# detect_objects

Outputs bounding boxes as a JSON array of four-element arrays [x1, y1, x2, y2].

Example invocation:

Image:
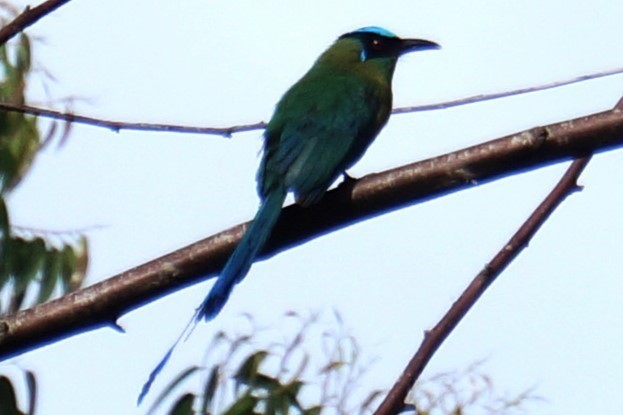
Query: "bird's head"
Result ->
[[339, 26, 440, 63], [314, 26, 439, 81]]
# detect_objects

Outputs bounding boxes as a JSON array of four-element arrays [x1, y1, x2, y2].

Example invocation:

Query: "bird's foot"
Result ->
[[342, 172, 358, 185]]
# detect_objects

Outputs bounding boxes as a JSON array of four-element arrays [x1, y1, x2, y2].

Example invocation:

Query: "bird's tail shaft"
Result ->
[[197, 187, 286, 320], [139, 187, 286, 404]]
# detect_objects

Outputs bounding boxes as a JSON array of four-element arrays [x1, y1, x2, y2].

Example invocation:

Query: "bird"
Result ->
[[139, 27, 439, 403], [198, 26, 440, 320]]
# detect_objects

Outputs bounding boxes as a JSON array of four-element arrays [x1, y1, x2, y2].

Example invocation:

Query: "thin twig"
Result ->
[[0, 107, 620, 360], [0, 0, 73, 46], [0, 102, 267, 137], [12, 223, 104, 238], [393, 67, 623, 114], [373, 156, 592, 415], [0, 68, 621, 137]]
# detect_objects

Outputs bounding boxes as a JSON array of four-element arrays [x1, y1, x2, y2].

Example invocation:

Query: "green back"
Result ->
[[258, 37, 397, 206]]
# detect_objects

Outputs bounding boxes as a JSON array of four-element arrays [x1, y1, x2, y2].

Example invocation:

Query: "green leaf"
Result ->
[[7, 238, 37, 312], [264, 380, 304, 415], [302, 406, 322, 415], [0, 44, 9, 67], [16, 34, 31, 73], [61, 237, 88, 292], [1, 114, 39, 192], [0, 197, 8, 233], [0, 233, 88, 314], [0, 199, 11, 291], [0, 232, 88, 314], [37, 248, 61, 304], [234, 351, 269, 389], [0, 30, 39, 192], [11, 237, 44, 296], [222, 393, 258, 415], [168, 393, 194, 415], [60, 244, 77, 292], [0, 375, 24, 415], [200, 365, 219, 415]]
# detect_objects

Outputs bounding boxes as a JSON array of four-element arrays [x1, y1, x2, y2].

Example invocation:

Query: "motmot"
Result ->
[[140, 27, 438, 401], [200, 26, 439, 320]]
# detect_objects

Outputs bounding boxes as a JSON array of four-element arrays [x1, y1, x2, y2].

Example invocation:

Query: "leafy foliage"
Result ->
[[147, 311, 378, 415], [0, 31, 38, 193], [407, 361, 542, 415], [147, 313, 540, 415], [0, 5, 89, 411], [0, 309, 542, 415], [0, 202, 88, 315], [0, 2, 88, 415], [0, 8, 88, 317]]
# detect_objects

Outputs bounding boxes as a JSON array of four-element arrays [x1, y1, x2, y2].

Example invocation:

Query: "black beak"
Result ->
[[399, 38, 441, 55]]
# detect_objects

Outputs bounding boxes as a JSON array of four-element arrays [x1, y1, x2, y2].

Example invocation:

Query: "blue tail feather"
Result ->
[[197, 187, 286, 321], [139, 187, 287, 404]]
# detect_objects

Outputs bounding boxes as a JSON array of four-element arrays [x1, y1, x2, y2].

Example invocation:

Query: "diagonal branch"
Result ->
[[0, 0, 74, 46], [373, 155, 592, 415], [0, 107, 622, 360], [0, 68, 621, 137]]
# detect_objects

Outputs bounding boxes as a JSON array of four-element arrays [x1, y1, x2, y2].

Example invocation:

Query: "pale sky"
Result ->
[[3, 0, 623, 414]]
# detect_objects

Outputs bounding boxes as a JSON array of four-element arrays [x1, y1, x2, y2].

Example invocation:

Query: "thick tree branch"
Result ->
[[0, 0, 74, 46], [0, 68, 621, 137], [0, 108, 622, 360], [374, 155, 592, 415]]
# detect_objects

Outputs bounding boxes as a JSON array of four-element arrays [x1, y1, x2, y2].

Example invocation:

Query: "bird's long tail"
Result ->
[[197, 185, 286, 321], [139, 186, 286, 405]]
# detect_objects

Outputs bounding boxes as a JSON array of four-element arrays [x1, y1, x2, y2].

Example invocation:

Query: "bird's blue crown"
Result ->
[[343, 26, 400, 62], [352, 26, 397, 39]]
